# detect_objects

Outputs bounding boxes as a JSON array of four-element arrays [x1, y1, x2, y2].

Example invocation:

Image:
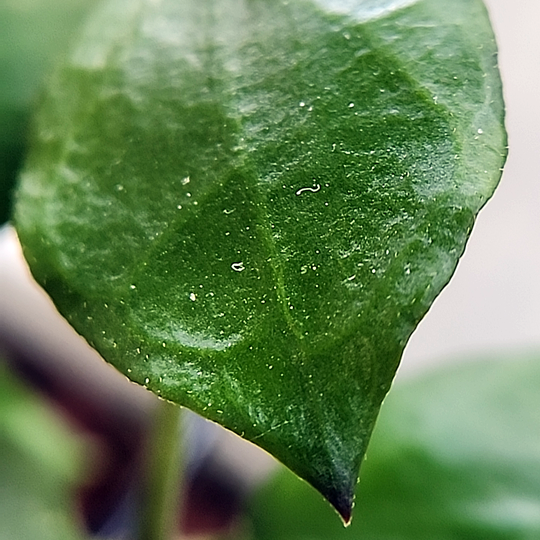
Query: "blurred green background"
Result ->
[[0, 0, 99, 223]]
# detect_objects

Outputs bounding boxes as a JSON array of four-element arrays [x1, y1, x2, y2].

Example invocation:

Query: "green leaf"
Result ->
[[0, 0, 98, 223], [247, 353, 540, 538], [0, 361, 88, 540], [14, 0, 506, 519]]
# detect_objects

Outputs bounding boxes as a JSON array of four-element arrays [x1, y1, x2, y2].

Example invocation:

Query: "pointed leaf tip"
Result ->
[[307, 471, 355, 524], [329, 491, 353, 526], [15, 0, 506, 520]]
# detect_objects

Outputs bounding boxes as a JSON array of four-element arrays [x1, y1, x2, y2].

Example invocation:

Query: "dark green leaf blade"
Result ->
[[0, 361, 88, 540], [247, 354, 540, 539], [14, 0, 506, 519]]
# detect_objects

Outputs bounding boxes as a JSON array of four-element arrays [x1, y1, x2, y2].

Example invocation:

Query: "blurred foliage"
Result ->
[[0, 360, 88, 539], [0, 0, 98, 223], [247, 354, 540, 539]]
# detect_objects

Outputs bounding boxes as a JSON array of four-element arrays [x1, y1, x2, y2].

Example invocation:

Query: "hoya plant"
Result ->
[[3, 0, 510, 537]]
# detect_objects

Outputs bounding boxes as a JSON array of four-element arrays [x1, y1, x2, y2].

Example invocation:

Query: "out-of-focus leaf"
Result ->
[[14, 0, 506, 518], [0, 0, 98, 223], [247, 354, 540, 538], [0, 361, 88, 540]]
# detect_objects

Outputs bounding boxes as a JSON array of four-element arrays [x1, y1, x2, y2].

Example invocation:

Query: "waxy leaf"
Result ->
[[14, 0, 506, 520], [248, 354, 540, 539]]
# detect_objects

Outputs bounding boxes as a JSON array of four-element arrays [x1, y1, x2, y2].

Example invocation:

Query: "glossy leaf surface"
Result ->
[[15, 0, 506, 518], [247, 354, 540, 538], [0, 361, 87, 540]]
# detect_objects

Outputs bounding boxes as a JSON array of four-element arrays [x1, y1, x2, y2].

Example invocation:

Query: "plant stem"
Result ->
[[139, 399, 183, 540]]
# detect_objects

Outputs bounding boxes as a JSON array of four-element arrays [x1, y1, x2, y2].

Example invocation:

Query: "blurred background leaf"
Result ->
[[0, 0, 98, 223], [246, 353, 540, 539], [0, 358, 89, 540]]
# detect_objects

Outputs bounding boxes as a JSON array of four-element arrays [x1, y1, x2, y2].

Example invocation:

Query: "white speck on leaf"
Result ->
[[296, 184, 321, 195], [231, 262, 245, 272]]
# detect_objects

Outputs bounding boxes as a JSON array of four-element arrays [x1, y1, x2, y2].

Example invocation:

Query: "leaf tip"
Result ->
[[322, 482, 355, 526]]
